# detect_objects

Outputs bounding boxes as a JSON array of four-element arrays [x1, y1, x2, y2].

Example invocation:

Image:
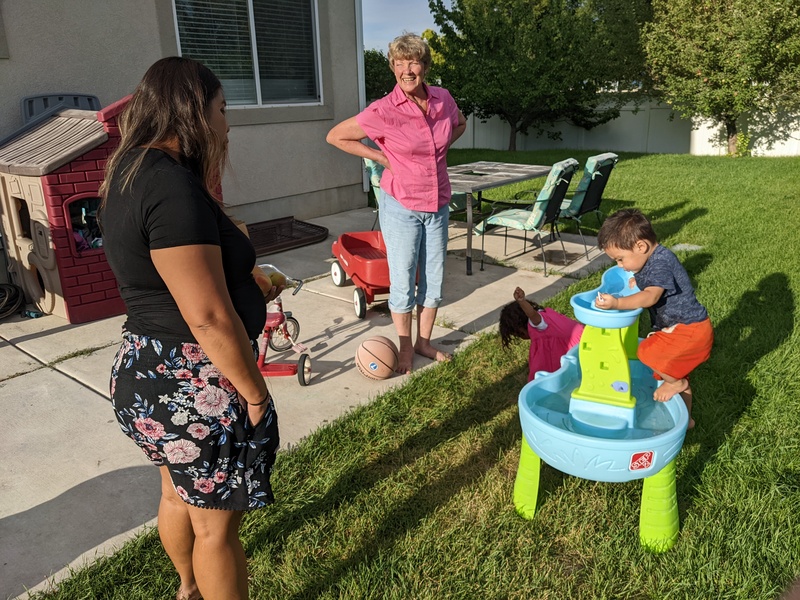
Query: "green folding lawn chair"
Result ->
[[475, 158, 579, 275], [559, 152, 619, 259], [363, 158, 385, 230]]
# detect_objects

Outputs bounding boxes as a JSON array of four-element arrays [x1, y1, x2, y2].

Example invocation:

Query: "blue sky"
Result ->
[[361, 0, 439, 52]]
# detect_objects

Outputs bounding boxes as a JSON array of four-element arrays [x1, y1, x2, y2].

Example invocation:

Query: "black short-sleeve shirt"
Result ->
[[99, 148, 265, 340]]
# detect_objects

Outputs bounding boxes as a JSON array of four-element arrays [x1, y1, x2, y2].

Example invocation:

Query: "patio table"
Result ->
[[448, 161, 551, 275]]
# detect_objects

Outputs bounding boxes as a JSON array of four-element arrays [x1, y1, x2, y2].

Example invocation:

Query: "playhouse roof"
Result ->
[[0, 109, 107, 177]]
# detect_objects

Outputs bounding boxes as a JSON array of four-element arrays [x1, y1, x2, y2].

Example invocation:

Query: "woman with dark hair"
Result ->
[[99, 56, 279, 600], [327, 33, 467, 374]]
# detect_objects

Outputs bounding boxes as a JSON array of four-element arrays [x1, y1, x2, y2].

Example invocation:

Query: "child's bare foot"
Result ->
[[414, 340, 452, 363], [653, 378, 689, 402], [396, 344, 414, 374]]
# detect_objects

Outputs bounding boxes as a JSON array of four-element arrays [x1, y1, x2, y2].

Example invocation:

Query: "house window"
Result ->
[[174, 0, 320, 107], [0, 6, 9, 59]]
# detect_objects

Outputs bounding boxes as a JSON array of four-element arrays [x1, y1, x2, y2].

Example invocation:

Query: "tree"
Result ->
[[427, 0, 651, 150], [421, 28, 446, 85], [364, 49, 396, 101], [643, 0, 800, 155]]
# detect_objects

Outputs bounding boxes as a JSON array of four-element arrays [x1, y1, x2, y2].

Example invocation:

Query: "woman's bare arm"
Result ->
[[151, 244, 269, 424], [450, 110, 467, 147], [326, 117, 389, 169]]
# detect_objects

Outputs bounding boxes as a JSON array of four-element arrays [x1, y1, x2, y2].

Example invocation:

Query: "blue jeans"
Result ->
[[379, 190, 449, 313]]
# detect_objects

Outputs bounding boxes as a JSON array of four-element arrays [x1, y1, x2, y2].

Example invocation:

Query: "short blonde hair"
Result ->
[[388, 33, 431, 71]]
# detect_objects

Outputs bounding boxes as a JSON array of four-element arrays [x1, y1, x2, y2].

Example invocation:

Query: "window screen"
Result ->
[[174, 0, 320, 105]]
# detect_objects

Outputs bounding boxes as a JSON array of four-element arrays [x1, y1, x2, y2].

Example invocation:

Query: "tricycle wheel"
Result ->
[[354, 288, 367, 319], [297, 353, 312, 386], [269, 316, 299, 352], [330, 260, 347, 287]]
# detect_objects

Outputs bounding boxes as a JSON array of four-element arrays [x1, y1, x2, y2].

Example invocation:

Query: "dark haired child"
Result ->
[[595, 208, 713, 428], [500, 287, 584, 381]]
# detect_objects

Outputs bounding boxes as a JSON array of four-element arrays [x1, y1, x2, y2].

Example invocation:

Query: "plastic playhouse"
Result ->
[[0, 97, 132, 323], [513, 266, 689, 553]]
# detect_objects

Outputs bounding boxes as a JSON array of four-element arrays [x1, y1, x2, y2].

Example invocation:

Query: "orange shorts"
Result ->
[[637, 318, 713, 381]]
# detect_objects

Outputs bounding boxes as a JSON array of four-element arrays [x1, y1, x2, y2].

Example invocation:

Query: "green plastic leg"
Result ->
[[513, 435, 541, 520], [639, 459, 679, 553], [622, 321, 640, 361]]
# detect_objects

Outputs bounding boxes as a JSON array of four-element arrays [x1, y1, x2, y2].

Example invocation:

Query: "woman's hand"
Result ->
[[375, 152, 390, 171], [263, 284, 285, 304]]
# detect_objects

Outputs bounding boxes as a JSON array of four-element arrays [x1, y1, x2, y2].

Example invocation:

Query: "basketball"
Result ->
[[355, 336, 399, 380]]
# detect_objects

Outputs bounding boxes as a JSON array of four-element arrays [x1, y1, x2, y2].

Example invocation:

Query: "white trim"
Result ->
[[246, 0, 263, 106], [313, 0, 324, 105], [355, 0, 366, 112], [229, 101, 322, 110], [171, 0, 181, 55], [355, 0, 368, 193]]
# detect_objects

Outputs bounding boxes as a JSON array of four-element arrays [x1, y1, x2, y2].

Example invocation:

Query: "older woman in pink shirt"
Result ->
[[327, 33, 467, 374]]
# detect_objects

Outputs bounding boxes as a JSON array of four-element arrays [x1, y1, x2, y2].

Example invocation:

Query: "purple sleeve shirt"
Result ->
[[356, 84, 461, 212]]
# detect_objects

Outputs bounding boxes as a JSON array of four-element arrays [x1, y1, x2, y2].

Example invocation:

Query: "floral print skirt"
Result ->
[[110, 331, 279, 511]]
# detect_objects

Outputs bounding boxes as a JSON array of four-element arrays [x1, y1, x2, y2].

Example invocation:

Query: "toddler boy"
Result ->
[[594, 209, 713, 428]]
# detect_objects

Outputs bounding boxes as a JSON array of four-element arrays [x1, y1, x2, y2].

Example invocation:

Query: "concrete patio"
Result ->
[[0, 207, 611, 599]]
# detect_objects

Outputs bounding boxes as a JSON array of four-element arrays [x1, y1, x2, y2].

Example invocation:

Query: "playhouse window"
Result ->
[[174, 0, 321, 106], [67, 197, 103, 253]]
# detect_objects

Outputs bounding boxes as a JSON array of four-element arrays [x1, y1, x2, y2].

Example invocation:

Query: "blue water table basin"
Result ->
[[514, 266, 689, 553]]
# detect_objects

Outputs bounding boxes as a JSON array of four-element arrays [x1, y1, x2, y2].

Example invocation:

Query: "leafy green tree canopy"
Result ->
[[644, 0, 800, 154], [364, 49, 397, 101], [428, 0, 651, 150]]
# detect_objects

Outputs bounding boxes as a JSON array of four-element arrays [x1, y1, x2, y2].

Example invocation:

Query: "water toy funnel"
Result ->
[[513, 266, 688, 553]]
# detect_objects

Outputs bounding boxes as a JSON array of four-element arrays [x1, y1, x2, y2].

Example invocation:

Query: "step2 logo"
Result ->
[[629, 451, 654, 471]]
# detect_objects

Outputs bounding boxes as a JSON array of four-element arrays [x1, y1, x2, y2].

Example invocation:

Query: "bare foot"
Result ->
[[653, 378, 688, 402], [396, 345, 414, 374], [414, 341, 452, 363], [177, 588, 202, 600]]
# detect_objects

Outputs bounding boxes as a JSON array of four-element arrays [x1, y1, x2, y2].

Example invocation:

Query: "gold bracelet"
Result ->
[[247, 391, 270, 406]]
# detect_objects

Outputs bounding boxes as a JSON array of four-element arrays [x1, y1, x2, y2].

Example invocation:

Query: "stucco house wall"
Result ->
[[0, 0, 367, 225]]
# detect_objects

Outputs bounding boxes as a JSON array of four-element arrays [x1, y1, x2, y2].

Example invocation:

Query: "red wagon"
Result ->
[[330, 230, 390, 319]]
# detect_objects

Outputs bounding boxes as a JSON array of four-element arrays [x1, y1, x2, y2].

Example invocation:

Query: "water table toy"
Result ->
[[513, 266, 689, 553]]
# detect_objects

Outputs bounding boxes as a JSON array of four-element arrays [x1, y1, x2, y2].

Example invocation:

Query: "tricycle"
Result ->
[[256, 264, 312, 386]]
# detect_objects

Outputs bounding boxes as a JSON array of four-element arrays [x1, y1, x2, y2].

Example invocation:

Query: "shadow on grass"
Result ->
[[560, 201, 707, 257], [244, 353, 525, 557], [655, 207, 708, 242], [677, 272, 795, 512], [280, 407, 522, 600]]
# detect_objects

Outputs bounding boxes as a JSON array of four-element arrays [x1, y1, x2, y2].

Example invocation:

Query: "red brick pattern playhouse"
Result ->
[[0, 97, 130, 323]]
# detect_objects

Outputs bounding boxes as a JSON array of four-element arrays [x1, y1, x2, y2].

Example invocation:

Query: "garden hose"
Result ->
[[0, 283, 25, 321]]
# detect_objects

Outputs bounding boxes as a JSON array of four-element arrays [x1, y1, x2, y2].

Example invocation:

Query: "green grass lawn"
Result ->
[[37, 150, 800, 599]]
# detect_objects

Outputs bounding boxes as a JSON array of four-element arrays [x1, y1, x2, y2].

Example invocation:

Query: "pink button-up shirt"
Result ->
[[356, 84, 461, 212]]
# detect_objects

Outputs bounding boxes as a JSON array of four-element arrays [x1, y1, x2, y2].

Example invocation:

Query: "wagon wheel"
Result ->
[[297, 353, 312, 386], [354, 288, 367, 319], [269, 316, 299, 352], [330, 260, 348, 287]]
